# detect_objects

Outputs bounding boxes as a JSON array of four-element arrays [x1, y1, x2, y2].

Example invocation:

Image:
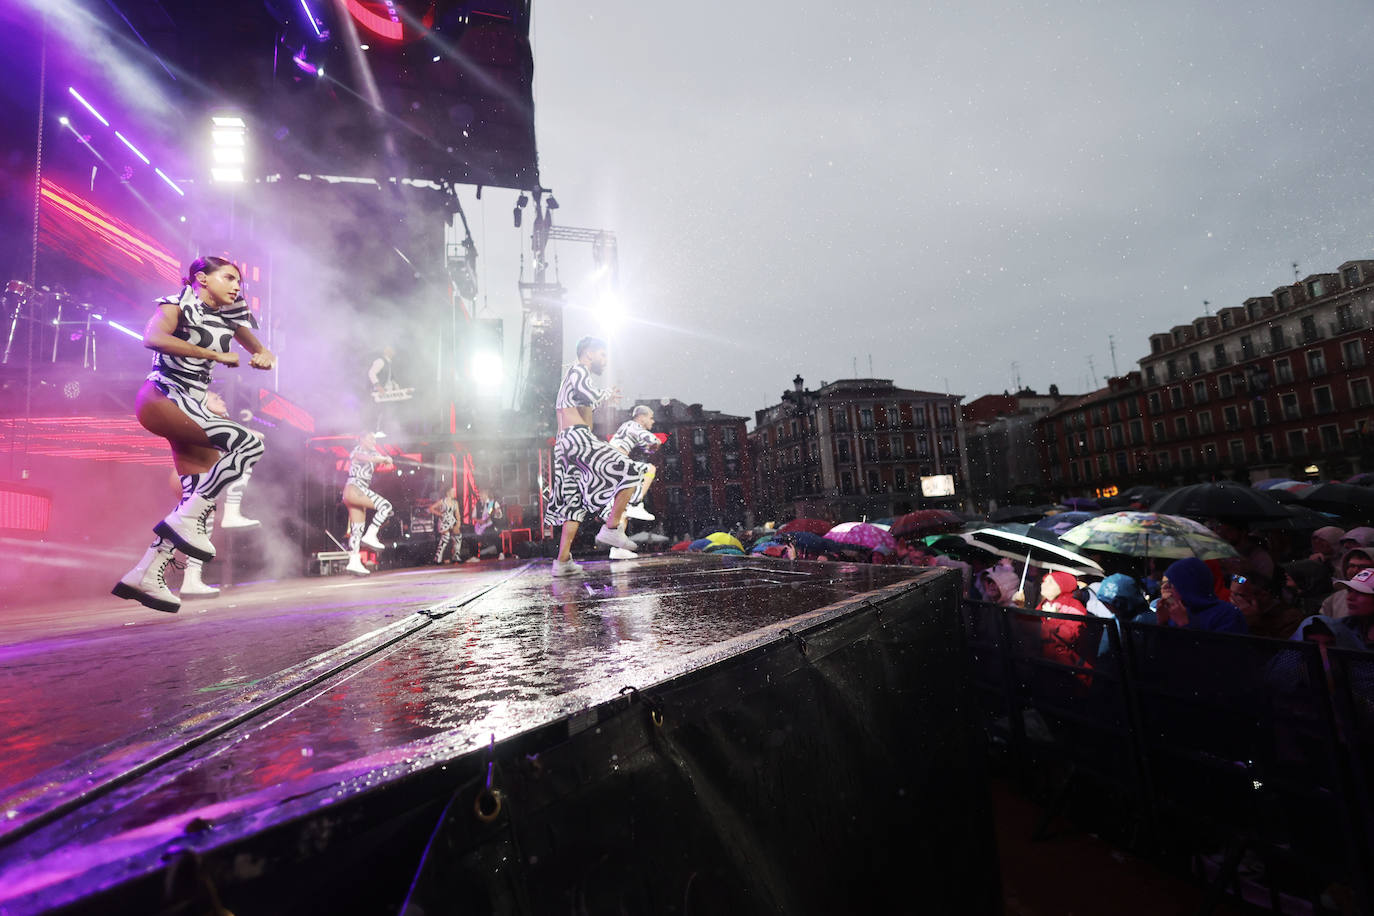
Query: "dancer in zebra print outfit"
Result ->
[[113, 256, 274, 613], [608, 405, 661, 522], [428, 490, 462, 564], [342, 432, 394, 576], [542, 336, 647, 576]]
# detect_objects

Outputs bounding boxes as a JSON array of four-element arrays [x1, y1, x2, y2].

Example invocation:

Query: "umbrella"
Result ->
[[1059, 497, 1100, 511], [890, 509, 965, 539], [967, 525, 1105, 579], [670, 539, 692, 552], [1150, 482, 1291, 522], [924, 534, 998, 563], [781, 531, 854, 556], [688, 537, 712, 552], [707, 545, 746, 556], [871, 517, 896, 527], [1253, 478, 1300, 490], [1345, 473, 1374, 487], [1250, 504, 1340, 532], [703, 532, 744, 552], [1122, 485, 1165, 503], [779, 518, 834, 536], [1297, 482, 1374, 519], [827, 523, 897, 552], [1033, 511, 1097, 537], [987, 504, 1053, 523], [1059, 511, 1240, 560]]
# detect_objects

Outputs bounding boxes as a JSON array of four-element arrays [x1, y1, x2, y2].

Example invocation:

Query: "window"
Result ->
[[1336, 303, 1356, 333], [1280, 393, 1301, 420], [1259, 435, 1275, 460], [1314, 386, 1334, 415], [862, 437, 877, 461], [1129, 419, 1144, 445], [1110, 425, 1124, 447], [832, 408, 849, 431], [1276, 289, 1292, 310], [890, 435, 904, 458], [1170, 388, 1185, 409], [1156, 451, 1171, 470], [1146, 366, 1158, 386], [1320, 425, 1341, 452], [1115, 452, 1128, 473], [666, 486, 683, 509], [1353, 378, 1374, 407], [1275, 358, 1293, 384], [1344, 340, 1366, 369], [1202, 443, 1218, 465], [941, 434, 955, 455], [792, 445, 801, 466], [1343, 265, 1361, 288], [867, 469, 881, 492], [723, 426, 738, 445], [1229, 439, 1246, 465], [1093, 428, 1105, 451], [1197, 411, 1213, 434], [1167, 359, 1179, 381], [1221, 312, 1233, 329], [840, 471, 854, 495], [912, 408, 927, 428], [1097, 454, 1110, 476], [1240, 335, 1255, 359], [1174, 416, 1189, 437], [1213, 344, 1229, 368], [859, 408, 874, 430], [1218, 374, 1234, 397], [1179, 447, 1194, 467], [693, 486, 713, 517], [1301, 315, 1319, 343], [1193, 380, 1208, 404], [937, 405, 953, 427], [916, 436, 930, 458], [725, 484, 744, 512], [1223, 406, 1240, 431], [1271, 326, 1288, 352], [1152, 420, 1166, 441], [1109, 402, 1121, 422], [1287, 430, 1307, 456], [1307, 279, 1325, 299], [1070, 462, 1081, 483], [894, 468, 907, 491], [837, 439, 851, 462], [694, 452, 710, 475], [664, 452, 681, 478], [1253, 398, 1270, 425], [1189, 352, 1202, 375], [724, 451, 741, 476], [1148, 392, 1163, 414], [1247, 302, 1261, 321], [692, 427, 707, 447]]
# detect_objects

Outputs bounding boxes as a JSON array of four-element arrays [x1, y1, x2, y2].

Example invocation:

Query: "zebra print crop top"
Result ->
[[555, 363, 611, 410], [147, 286, 258, 397], [347, 444, 382, 488]]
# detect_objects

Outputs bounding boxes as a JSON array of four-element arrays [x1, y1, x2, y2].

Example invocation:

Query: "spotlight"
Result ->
[[471, 350, 503, 388], [360, 43, 370, 50], [210, 114, 247, 183], [546, 194, 559, 210], [432, 55, 441, 62], [58, 116, 69, 126]]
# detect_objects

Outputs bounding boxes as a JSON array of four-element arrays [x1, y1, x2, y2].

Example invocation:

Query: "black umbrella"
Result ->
[[1149, 482, 1291, 522], [967, 525, 1105, 577], [1296, 482, 1374, 520], [1250, 504, 1342, 532], [988, 504, 1053, 523]]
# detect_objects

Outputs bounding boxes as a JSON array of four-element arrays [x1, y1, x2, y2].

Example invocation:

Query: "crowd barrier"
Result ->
[[961, 599, 1374, 914]]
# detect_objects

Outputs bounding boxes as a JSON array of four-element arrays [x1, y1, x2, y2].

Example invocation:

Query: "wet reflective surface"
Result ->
[[0, 555, 923, 912]]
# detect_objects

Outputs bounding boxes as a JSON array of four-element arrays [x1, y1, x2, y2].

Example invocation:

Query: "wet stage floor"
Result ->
[[0, 554, 928, 912]]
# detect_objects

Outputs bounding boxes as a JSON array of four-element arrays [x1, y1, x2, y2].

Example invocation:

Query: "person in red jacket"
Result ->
[[1038, 570, 1093, 679]]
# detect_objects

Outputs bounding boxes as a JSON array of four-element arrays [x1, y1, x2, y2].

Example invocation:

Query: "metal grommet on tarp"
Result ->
[[779, 627, 809, 656], [474, 732, 502, 823], [620, 685, 665, 727]]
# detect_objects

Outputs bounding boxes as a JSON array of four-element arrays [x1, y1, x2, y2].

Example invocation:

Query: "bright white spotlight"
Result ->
[[58, 116, 69, 126], [598, 291, 627, 334], [210, 115, 247, 183], [470, 351, 503, 388]]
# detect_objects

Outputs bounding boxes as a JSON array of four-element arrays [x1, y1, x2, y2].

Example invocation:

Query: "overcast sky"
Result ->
[[447, 0, 1374, 420]]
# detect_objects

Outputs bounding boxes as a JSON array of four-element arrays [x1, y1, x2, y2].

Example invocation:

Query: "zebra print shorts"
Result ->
[[542, 425, 649, 526]]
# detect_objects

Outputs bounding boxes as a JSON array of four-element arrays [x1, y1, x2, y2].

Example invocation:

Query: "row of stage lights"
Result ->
[[63, 87, 248, 190]]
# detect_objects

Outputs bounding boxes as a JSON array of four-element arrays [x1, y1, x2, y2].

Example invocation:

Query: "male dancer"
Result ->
[[608, 405, 661, 522], [542, 337, 646, 576]]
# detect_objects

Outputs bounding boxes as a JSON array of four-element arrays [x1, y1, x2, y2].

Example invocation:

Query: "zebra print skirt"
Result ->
[[543, 425, 649, 527]]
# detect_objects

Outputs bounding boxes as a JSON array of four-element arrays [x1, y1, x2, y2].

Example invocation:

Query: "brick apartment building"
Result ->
[[751, 376, 969, 522], [1035, 258, 1374, 493], [964, 387, 1067, 510], [595, 398, 751, 537]]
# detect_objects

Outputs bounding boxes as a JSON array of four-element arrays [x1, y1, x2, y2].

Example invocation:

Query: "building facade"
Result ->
[[964, 387, 1067, 511], [1036, 372, 1152, 495], [595, 398, 751, 538], [751, 376, 969, 522], [1136, 260, 1374, 482]]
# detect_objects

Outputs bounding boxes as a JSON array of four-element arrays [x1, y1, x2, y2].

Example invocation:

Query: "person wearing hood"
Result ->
[[1037, 570, 1094, 676], [1089, 573, 1153, 661], [977, 565, 1020, 607], [1309, 525, 1346, 570], [1316, 547, 1374, 619], [1156, 557, 1248, 634], [1339, 527, 1374, 550], [1330, 568, 1374, 647]]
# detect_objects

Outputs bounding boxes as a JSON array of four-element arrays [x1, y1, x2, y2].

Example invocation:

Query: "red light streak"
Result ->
[[0, 417, 170, 466], [39, 179, 181, 286], [346, 0, 404, 40]]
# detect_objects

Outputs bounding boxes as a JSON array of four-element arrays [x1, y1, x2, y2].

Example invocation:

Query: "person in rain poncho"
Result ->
[[1156, 557, 1248, 634]]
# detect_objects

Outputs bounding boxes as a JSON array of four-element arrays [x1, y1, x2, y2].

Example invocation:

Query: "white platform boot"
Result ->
[[346, 551, 371, 576], [180, 558, 221, 598], [361, 521, 386, 551], [112, 542, 181, 613], [219, 475, 260, 529], [154, 493, 216, 561]]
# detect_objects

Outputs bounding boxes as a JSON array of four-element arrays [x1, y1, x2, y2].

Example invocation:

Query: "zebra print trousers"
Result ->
[[154, 379, 265, 501], [542, 425, 649, 527]]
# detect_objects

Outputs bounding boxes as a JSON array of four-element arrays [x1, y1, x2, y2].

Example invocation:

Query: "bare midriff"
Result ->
[[557, 406, 594, 430]]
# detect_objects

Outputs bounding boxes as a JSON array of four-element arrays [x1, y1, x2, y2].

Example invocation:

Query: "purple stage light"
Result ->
[[291, 54, 318, 75], [67, 87, 109, 126], [299, 0, 325, 39], [105, 320, 142, 340], [114, 131, 150, 165], [153, 167, 184, 196]]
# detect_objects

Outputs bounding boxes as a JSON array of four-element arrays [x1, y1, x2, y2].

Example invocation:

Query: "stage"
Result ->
[[0, 555, 998, 915]]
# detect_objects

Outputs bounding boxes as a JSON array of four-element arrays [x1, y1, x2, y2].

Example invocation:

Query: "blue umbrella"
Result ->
[[1033, 511, 1097, 536], [688, 537, 712, 552]]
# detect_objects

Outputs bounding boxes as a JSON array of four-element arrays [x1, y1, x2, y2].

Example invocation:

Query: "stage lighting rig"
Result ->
[[209, 115, 247, 183]]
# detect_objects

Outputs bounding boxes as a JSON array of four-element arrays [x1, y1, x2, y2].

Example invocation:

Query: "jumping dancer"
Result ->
[[608, 405, 661, 522], [113, 257, 273, 613], [541, 337, 646, 576], [429, 489, 462, 564], [343, 432, 393, 576]]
